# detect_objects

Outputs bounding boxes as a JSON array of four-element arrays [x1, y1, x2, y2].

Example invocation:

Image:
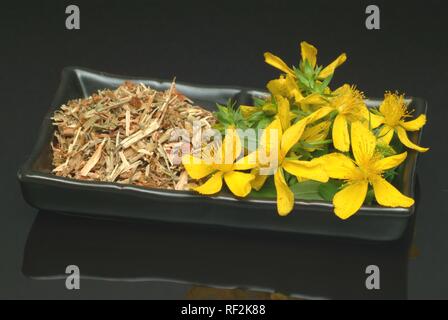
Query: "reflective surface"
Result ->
[[2, 0, 448, 299], [23, 210, 409, 299]]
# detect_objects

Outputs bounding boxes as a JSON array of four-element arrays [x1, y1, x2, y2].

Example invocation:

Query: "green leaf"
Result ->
[[262, 103, 277, 116], [383, 168, 398, 182], [312, 145, 330, 157], [246, 111, 264, 125], [253, 97, 268, 107], [257, 116, 274, 130], [369, 107, 382, 116], [290, 180, 325, 201], [297, 72, 310, 88], [390, 134, 405, 154], [291, 108, 309, 119], [318, 73, 333, 92], [214, 99, 249, 130], [300, 139, 333, 149], [364, 188, 375, 205], [376, 142, 397, 157], [303, 59, 314, 78], [318, 180, 343, 201], [250, 177, 276, 198], [291, 147, 313, 160], [249, 178, 324, 201]]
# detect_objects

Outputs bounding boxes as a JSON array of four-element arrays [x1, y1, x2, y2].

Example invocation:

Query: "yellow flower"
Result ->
[[239, 103, 275, 118], [318, 122, 414, 220], [240, 96, 295, 130], [182, 129, 255, 197], [236, 115, 329, 216], [374, 92, 428, 152], [264, 41, 347, 80], [267, 74, 303, 103], [266, 74, 327, 107], [301, 121, 331, 152], [307, 84, 381, 152]]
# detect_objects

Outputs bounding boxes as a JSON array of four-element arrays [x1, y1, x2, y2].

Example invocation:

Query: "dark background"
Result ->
[[1, 0, 447, 299]]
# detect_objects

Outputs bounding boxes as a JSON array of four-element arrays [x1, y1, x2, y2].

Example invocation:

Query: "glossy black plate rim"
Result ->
[[18, 66, 426, 218]]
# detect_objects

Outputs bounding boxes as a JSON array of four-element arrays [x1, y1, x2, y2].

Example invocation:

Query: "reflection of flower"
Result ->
[[318, 122, 414, 219], [374, 92, 428, 152], [182, 129, 255, 197]]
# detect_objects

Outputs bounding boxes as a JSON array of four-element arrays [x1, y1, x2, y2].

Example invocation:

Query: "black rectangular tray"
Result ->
[[18, 67, 426, 242]]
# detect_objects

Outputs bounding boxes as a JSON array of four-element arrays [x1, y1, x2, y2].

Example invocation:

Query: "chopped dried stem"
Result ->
[[51, 81, 215, 190]]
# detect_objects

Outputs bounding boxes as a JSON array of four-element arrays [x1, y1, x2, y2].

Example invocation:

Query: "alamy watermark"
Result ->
[[65, 5, 80, 30], [65, 265, 80, 290], [365, 5, 380, 30], [168, 124, 279, 175], [365, 265, 380, 290], [64, 5, 380, 31]]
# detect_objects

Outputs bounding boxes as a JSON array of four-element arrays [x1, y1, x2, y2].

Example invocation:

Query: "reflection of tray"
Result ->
[[23, 211, 409, 299], [18, 67, 425, 242]]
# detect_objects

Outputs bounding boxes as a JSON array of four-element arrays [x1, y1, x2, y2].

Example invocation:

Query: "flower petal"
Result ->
[[267, 77, 288, 97], [400, 114, 427, 131], [276, 95, 291, 130], [213, 129, 242, 172], [374, 152, 408, 171], [333, 180, 368, 220], [283, 159, 329, 183], [300, 41, 317, 67], [351, 121, 377, 164], [379, 95, 390, 115], [182, 155, 216, 180], [300, 93, 327, 106], [251, 168, 269, 191], [371, 176, 414, 208], [224, 171, 255, 197], [379, 92, 405, 118], [314, 153, 359, 180], [233, 151, 258, 171], [222, 128, 242, 162], [332, 114, 350, 152], [301, 121, 331, 151], [368, 111, 385, 129], [396, 126, 429, 152], [239, 105, 259, 118], [318, 53, 347, 79], [302, 121, 331, 142], [267, 75, 304, 103], [274, 168, 294, 216], [306, 106, 333, 123], [264, 52, 295, 77], [260, 117, 282, 155], [281, 118, 308, 155], [194, 171, 223, 195], [378, 125, 394, 145]]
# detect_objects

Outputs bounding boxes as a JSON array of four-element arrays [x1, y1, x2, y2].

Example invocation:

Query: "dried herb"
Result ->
[[51, 80, 215, 190]]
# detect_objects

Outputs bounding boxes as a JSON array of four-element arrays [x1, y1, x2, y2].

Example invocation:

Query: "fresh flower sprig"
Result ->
[[316, 122, 414, 219], [182, 128, 255, 197], [182, 42, 429, 219]]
